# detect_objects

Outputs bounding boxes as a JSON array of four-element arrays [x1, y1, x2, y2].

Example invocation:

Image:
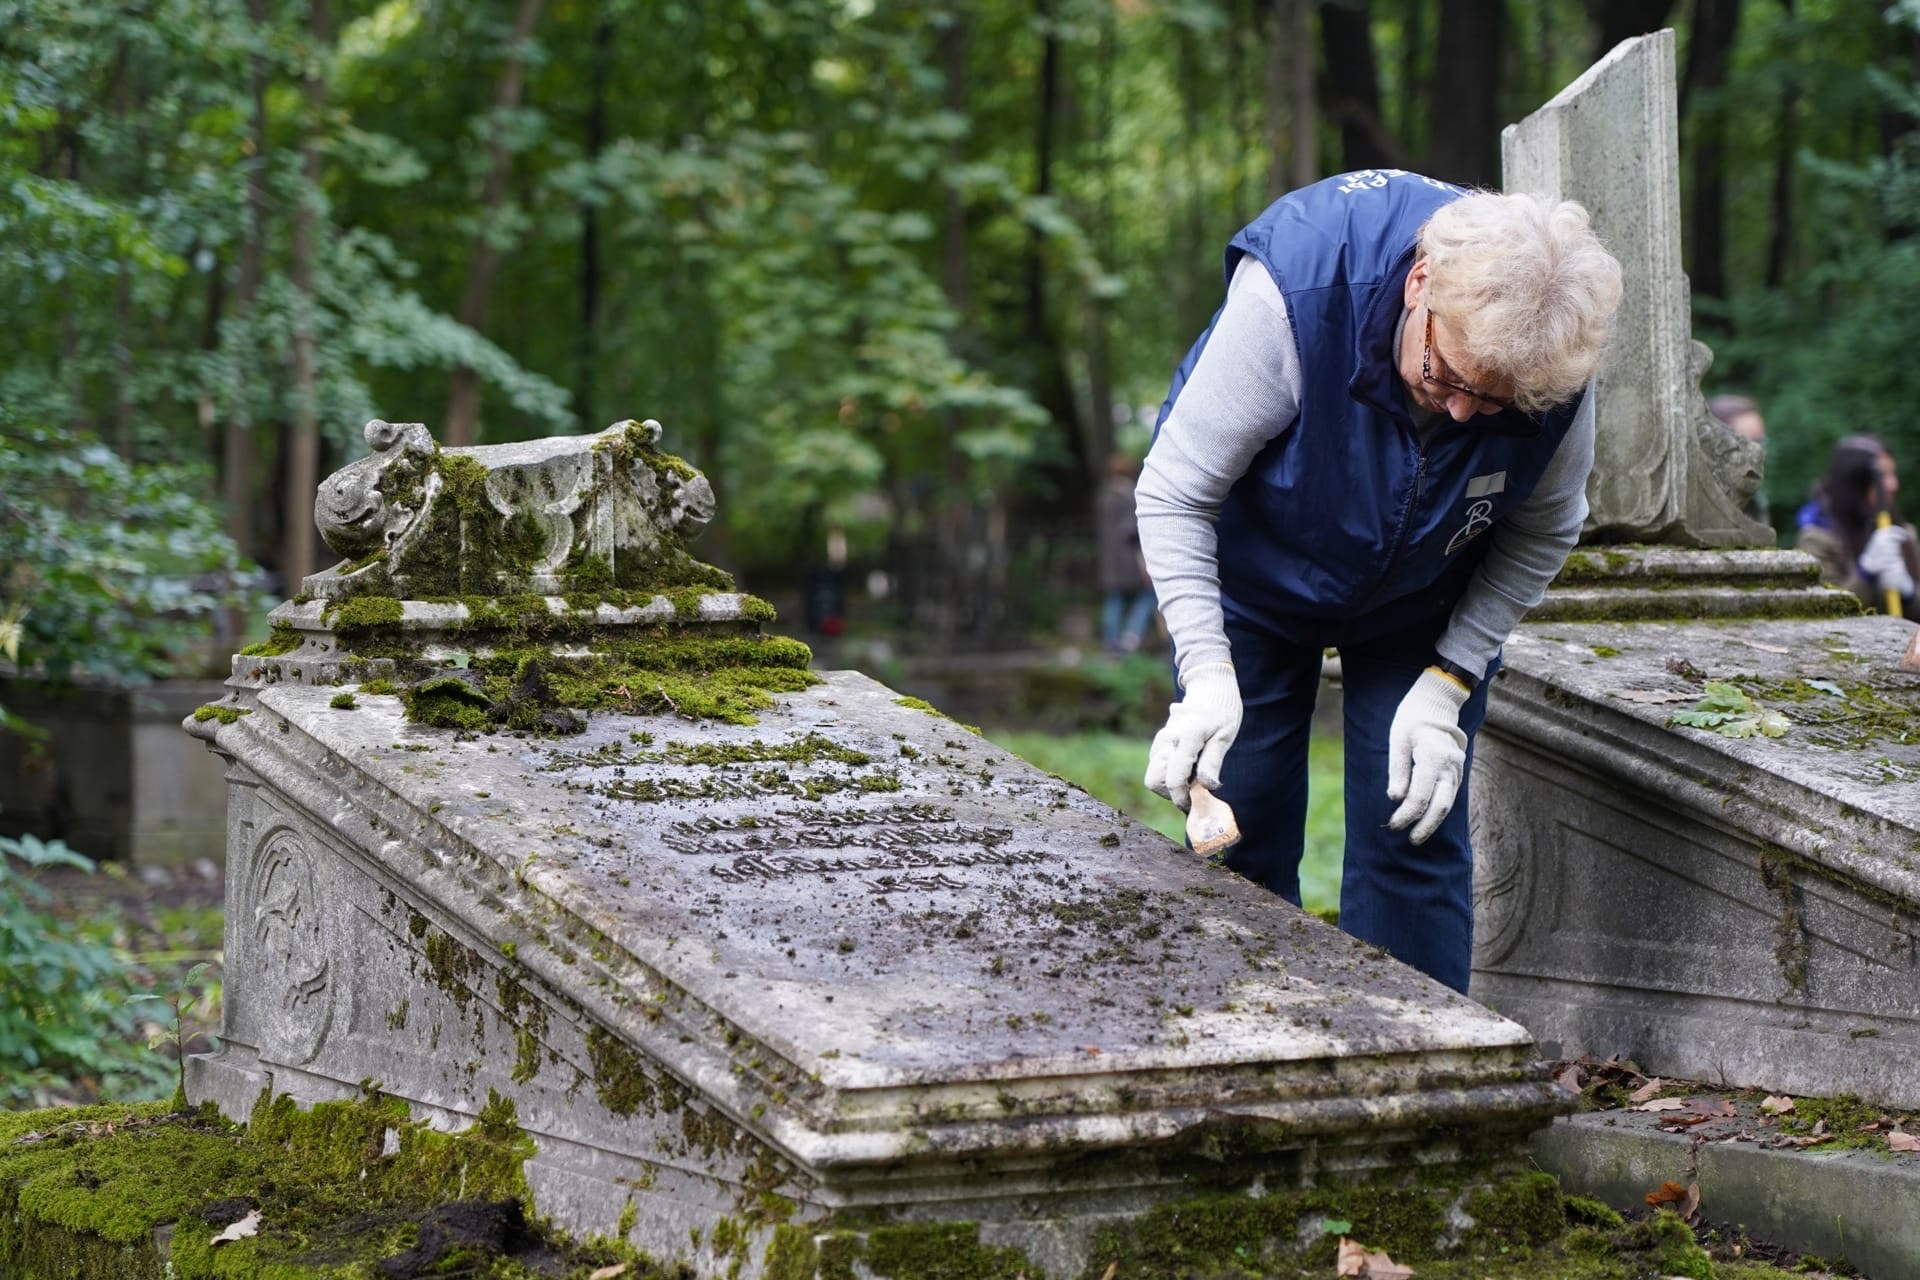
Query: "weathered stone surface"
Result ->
[[1535, 546, 1861, 623], [188, 671, 1565, 1277], [1532, 1107, 1920, 1280], [1471, 614, 1920, 1106], [1502, 31, 1771, 548]]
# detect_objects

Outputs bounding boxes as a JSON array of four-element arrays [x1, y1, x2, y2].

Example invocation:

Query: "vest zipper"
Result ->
[[1354, 432, 1430, 614]]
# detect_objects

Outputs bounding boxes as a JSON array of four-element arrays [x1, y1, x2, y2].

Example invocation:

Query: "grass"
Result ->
[[985, 727, 1346, 913]]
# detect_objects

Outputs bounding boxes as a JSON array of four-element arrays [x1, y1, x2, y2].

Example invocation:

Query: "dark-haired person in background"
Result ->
[[1796, 434, 1917, 617]]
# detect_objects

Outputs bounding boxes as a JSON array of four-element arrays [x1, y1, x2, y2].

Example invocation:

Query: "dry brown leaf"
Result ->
[[1631, 1098, 1688, 1113], [1628, 1077, 1667, 1103], [1644, 1181, 1689, 1208], [1760, 1095, 1795, 1115], [1617, 689, 1697, 704], [589, 1266, 629, 1280], [210, 1210, 262, 1247], [1812, 1119, 1829, 1138], [1099, 1263, 1118, 1280], [1555, 1063, 1585, 1094], [1687, 1098, 1738, 1118], [1362, 1252, 1415, 1280], [1679, 1182, 1701, 1223], [1337, 1238, 1368, 1277], [1889, 1130, 1920, 1152]]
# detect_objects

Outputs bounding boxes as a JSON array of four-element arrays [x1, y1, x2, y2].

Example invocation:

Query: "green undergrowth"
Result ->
[[985, 728, 1346, 913], [0, 1090, 670, 1279]]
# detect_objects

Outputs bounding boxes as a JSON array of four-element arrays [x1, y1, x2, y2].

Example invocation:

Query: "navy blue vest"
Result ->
[[1156, 170, 1583, 641]]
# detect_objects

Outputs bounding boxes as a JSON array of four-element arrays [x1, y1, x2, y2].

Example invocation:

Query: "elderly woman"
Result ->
[[1138, 170, 1623, 993]]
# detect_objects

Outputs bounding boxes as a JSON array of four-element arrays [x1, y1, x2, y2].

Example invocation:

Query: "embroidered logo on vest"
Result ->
[[1446, 472, 1507, 554]]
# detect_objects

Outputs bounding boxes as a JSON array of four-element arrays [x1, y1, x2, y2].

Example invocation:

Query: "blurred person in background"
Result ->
[[1097, 452, 1158, 655], [1136, 171, 1622, 994], [1796, 434, 1916, 617]]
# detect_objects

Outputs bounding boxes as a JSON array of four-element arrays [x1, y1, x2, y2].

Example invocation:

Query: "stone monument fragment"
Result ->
[[189, 419, 1568, 1279], [1473, 33, 1920, 1114]]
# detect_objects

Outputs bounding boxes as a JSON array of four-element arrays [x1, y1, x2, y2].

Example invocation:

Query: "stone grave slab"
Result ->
[[187, 681, 1566, 1279], [1470, 614, 1920, 1107]]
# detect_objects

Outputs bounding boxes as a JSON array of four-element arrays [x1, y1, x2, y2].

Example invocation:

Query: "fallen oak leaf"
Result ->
[[1337, 1238, 1368, 1277], [1628, 1077, 1668, 1103], [1686, 1098, 1738, 1118], [1555, 1063, 1585, 1094], [210, 1210, 262, 1246], [1099, 1263, 1118, 1280], [1645, 1181, 1689, 1208], [589, 1266, 629, 1280], [1760, 1095, 1795, 1115], [1679, 1182, 1701, 1223], [1631, 1098, 1689, 1113], [1889, 1131, 1920, 1153]]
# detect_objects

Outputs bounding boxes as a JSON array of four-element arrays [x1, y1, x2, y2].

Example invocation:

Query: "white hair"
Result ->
[[1419, 192, 1624, 414]]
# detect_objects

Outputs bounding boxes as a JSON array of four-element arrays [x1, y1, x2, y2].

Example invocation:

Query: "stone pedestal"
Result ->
[[1470, 613, 1920, 1107]]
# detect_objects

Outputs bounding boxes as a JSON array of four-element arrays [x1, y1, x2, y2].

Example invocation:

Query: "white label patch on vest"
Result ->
[[1464, 471, 1507, 499]]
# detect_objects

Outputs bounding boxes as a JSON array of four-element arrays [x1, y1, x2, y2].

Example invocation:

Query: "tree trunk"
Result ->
[[1587, 0, 1680, 60], [444, 0, 546, 447], [936, 12, 971, 650], [1262, 0, 1317, 197], [1086, 6, 1116, 478], [1681, 0, 1741, 302], [577, 11, 614, 432], [1428, 0, 1504, 185], [1289, 0, 1316, 187], [284, 0, 329, 591], [1320, 0, 1397, 172], [1764, 0, 1796, 289], [224, 0, 270, 605]]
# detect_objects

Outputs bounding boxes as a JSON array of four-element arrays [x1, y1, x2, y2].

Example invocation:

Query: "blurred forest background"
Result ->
[[5, 0, 1920, 655]]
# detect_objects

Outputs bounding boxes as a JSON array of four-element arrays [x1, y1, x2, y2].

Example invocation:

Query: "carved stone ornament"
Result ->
[[246, 826, 335, 1066], [305, 418, 724, 600]]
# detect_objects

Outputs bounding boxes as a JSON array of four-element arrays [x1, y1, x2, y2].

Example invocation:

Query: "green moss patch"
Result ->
[[237, 626, 301, 658], [0, 1092, 667, 1280], [191, 704, 250, 724]]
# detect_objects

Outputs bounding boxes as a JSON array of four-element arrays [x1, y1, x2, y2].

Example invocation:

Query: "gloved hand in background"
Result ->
[[1859, 523, 1915, 600], [1144, 661, 1241, 813], [1386, 667, 1472, 845]]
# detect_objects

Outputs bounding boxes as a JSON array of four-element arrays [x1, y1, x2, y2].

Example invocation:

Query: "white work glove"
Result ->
[[1144, 661, 1242, 812], [1859, 524, 1915, 600], [1386, 667, 1472, 846]]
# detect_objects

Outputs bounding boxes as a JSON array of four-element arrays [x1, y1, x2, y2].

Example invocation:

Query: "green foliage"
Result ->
[[985, 727, 1345, 912], [0, 419, 243, 686], [1667, 681, 1791, 740], [0, 827, 172, 1107]]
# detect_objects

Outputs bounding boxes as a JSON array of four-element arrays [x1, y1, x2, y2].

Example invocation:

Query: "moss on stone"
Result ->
[[328, 692, 357, 710], [237, 626, 301, 657], [0, 1088, 660, 1280], [191, 704, 251, 724], [587, 1025, 657, 1118]]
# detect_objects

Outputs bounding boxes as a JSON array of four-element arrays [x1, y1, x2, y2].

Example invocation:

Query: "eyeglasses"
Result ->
[[1423, 310, 1515, 412]]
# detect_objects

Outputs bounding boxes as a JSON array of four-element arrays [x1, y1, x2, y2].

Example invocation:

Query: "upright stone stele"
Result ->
[[1471, 34, 1920, 1111], [189, 418, 1567, 1279], [1502, 28, 1768, 549]]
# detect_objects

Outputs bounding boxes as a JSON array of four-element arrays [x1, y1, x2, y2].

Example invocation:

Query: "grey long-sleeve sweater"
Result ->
[[1136, 256, 1595, 683]]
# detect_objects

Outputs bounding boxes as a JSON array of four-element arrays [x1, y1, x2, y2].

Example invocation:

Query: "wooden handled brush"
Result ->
[[1186, 784, 1242, 856]]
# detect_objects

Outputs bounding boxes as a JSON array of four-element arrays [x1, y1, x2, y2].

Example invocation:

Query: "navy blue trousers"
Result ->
[[1208, 614, 1495, 993]]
